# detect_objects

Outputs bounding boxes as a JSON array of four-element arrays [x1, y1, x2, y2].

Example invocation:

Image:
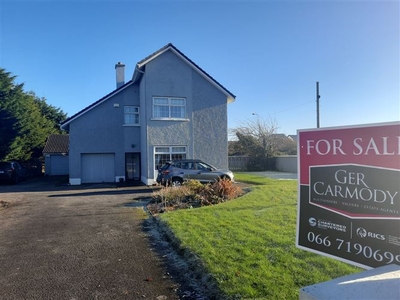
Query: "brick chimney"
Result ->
[[115, 62, 125, 89]]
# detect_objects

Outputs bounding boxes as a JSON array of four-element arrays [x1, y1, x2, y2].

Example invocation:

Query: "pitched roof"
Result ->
[[60, 43, 235, 130], [43, 134, 69, 154], [60, 80, 133, 130]]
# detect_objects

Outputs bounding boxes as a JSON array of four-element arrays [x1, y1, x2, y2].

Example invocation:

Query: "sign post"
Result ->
[[296, 122, 400, 269]]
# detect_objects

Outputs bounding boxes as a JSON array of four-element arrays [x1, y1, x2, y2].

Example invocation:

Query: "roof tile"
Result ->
[[43, 134, 69, 154]]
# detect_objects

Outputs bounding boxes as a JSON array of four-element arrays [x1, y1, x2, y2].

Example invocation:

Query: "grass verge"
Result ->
[[159, 173, 361, 299]]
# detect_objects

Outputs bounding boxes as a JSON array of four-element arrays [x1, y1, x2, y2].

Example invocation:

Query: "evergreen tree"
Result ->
[[33, 95, 67, 133], [0, 68, 67, 161]]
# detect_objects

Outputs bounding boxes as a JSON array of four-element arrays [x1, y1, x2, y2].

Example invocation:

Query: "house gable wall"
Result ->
[[140, 49, 229, 182], [192, 69, 228, 169], [142, 50, 192, 181]]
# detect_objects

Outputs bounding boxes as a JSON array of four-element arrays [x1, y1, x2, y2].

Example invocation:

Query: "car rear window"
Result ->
[[159, 163, 171, 170]]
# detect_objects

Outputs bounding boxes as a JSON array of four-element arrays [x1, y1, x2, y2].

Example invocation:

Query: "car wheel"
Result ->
[[170, 178, 183, 187], [219, 175, 230, 181], [12, 175, 19, 184]]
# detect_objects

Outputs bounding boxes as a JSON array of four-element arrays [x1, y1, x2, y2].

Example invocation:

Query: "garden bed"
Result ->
[[146, 180, 246, 216]]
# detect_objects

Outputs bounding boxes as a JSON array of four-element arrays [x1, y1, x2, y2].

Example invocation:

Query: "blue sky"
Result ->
[[1, 0, 399, 135]]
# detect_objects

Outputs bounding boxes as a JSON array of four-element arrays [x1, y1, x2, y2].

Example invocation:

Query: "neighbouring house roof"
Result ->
[[288, 135, 297, 142], [271, 133, 288, 139], [43, 134, 69, 154], [60, 43, 235, 131]]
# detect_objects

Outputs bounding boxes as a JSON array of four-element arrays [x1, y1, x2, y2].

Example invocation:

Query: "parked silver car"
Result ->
[[156, 159, 234, 186]]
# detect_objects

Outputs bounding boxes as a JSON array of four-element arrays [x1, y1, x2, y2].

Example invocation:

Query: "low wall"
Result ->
[[228, 155, 298, 173], [275, 155, 297, 173], [228, 156, 249, 171]]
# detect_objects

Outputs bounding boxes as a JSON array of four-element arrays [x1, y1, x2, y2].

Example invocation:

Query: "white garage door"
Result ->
[[81, 153, 115, 183]]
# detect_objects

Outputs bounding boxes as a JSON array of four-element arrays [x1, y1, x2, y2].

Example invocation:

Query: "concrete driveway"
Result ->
[[0, 177, 179, 300]]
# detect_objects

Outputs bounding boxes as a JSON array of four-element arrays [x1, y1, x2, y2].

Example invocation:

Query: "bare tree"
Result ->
[[231, 115, 279, 158]]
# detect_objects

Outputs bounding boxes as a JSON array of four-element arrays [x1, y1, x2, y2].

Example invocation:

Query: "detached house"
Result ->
[[60, 43, 236, 185]]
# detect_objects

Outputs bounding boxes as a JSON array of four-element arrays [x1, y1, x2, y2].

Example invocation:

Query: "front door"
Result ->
[[125, 153, 140, 181]]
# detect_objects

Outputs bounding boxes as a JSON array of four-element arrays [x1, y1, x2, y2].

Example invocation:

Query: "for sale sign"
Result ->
[[296, 122, 400, 269]]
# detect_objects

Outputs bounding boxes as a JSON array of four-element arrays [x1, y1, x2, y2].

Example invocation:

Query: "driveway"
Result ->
[[0, 177, 179, 300]]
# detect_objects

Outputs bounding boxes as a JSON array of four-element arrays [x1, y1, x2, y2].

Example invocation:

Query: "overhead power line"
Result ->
[[269, 99, 314, 115]]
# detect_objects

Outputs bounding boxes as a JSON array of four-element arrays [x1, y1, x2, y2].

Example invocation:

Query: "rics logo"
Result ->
[[356, 227, 386, 240], [356, 227, 367, 238]]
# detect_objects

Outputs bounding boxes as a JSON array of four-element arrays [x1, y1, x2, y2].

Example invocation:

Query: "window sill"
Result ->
[[123, 124, 140, 127], [151, 118, 189, 122]]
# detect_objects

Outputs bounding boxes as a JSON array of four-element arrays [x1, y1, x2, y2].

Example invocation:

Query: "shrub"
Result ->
[[149, 179, 243, 214], [152, 185, 192, 210], [211, 178, 242, 200], [196, 179, 243, 206], [183, 179, 204, 193]]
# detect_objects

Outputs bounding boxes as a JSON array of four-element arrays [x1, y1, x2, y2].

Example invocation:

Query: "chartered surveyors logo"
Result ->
[[310, 164, 400, 218], [308, 216, 346, 232], [308, 217, 317, 227]]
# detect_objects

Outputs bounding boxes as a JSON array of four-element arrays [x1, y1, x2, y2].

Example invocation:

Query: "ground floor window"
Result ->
[[154, 146, 187, 170]]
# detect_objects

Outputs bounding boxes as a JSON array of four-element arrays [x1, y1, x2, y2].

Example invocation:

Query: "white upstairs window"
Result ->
[[124, 106, 140, 125], [153, 97, 186, 119]]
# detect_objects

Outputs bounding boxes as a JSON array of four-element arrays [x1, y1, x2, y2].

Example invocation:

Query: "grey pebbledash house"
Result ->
[[60, 43, 236, 185]]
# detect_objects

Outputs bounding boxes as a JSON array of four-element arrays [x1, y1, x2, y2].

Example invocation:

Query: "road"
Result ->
[[0, 178, 179, 300]]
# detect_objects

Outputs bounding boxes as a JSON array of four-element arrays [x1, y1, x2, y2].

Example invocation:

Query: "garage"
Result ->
[[43, 134, 70, 176], [45, 155, 69, 176], [81, 153, 115, 183]]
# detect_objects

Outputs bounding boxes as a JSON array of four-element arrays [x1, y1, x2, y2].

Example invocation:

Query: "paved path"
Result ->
[[0, 178, 179, 300]]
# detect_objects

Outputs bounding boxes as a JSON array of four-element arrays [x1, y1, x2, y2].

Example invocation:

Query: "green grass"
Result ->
[[160, 173, 361, 299]]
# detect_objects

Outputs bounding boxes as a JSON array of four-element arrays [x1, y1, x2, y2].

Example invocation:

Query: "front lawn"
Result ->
[[159, 173, 361, 299]]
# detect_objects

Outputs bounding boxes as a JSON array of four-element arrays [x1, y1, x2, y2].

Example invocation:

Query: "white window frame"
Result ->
[[124, 106, 140, 126], [152, 97, 187, 120], [154, 146, 187, 176]]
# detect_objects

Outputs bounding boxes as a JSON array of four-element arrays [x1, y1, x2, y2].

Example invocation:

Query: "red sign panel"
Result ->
[[297, 122, 400, 269]]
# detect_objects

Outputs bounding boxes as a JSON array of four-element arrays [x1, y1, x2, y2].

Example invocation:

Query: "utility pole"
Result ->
[[316, 81, 320, 128]]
